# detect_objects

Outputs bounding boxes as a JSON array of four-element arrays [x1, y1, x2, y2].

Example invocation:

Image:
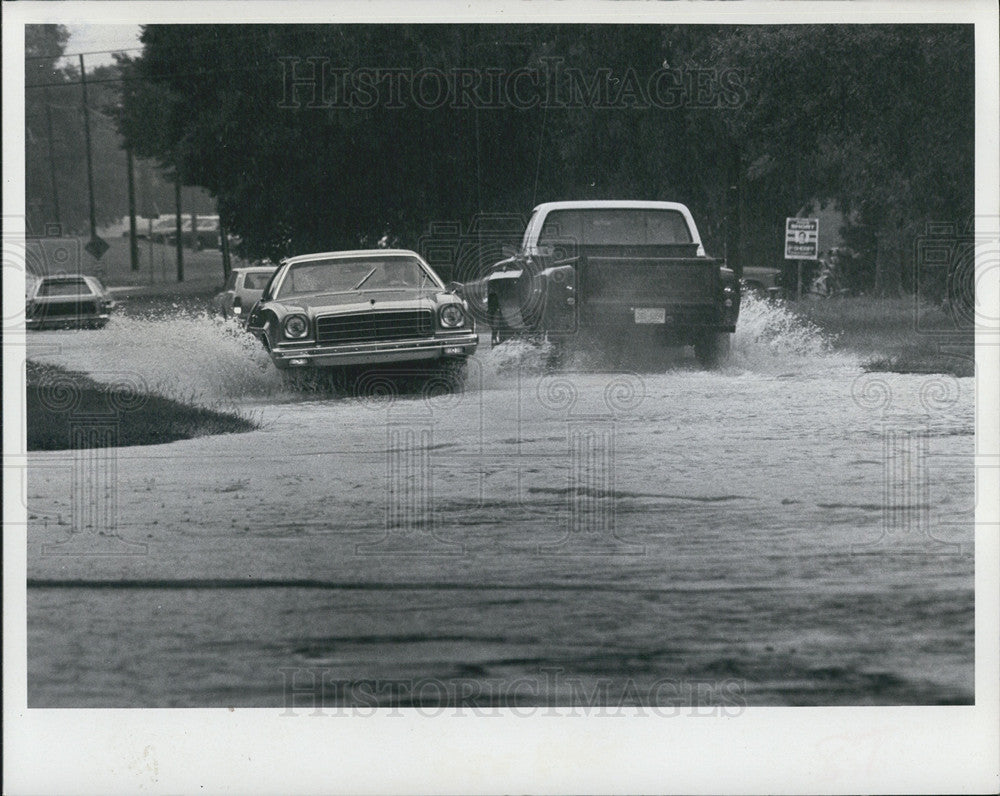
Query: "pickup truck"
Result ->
[[479, 200, 740, 367]]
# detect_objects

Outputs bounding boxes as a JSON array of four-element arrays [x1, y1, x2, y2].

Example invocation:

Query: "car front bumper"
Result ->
[[269, 331, 479, 368]]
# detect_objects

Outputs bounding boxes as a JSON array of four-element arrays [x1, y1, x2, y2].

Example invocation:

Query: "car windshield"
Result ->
[[37, 278, 94, 297], [276, 256, 432, 298], [242, 272, 273, 290], [538, 209, 693, 247]]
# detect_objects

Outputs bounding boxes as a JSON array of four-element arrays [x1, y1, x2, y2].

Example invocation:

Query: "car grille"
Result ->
[[315, 310, 434, 344], [32, 301, 100, 319]]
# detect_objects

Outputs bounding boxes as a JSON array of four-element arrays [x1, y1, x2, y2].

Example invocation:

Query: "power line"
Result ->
[[24, 59, 286, 91], [24, 24, 333, 63], [24, 46, 145, 62]]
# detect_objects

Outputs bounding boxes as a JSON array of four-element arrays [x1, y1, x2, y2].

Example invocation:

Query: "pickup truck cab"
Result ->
[[483, 200, 739, 367]]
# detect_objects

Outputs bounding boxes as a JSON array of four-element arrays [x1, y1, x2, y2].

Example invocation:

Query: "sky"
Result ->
[[63, 24, 143, 68]]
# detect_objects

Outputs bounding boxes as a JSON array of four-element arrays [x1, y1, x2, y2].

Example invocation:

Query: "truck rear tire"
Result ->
[[694, 331, 731, 369], [487, 295, 510, 347]]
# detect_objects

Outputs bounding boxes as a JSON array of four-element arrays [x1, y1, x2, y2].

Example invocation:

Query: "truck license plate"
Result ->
[[634, 307, 666, 324]]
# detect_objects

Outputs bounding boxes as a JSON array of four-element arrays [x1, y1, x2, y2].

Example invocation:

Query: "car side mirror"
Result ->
[[501, 244, 518, 258], [445, 281, 462, 293], [536, 243, 555, 258]]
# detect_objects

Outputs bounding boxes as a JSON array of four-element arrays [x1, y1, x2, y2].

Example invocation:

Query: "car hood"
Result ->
[[275, 290, 459, 314]]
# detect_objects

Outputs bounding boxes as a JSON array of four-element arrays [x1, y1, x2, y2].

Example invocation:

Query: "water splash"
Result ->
[[26, 293, 855, 411], [474, 293, 853, 378], [30, 311, 287, 407], [728, 293, 856, 373], [476, 336, 555, 387]]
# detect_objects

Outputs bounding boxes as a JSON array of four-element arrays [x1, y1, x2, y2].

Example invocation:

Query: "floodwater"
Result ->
[[24, 296, 975, 707]]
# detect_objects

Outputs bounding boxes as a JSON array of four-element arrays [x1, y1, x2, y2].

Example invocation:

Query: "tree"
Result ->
[[693, 25, 974, 296], [117, 23, 974, 297]]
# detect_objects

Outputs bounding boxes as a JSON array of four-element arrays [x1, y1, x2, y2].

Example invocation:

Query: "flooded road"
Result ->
[[24, 297, 975, 706]]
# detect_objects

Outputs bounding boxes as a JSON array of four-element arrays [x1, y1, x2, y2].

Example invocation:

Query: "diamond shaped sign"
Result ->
[[85, 234, 110, 260]]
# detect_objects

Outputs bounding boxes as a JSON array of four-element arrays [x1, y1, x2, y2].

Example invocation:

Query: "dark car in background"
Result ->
[[741, 264, 784, 298], [26, 274, 115, 330]]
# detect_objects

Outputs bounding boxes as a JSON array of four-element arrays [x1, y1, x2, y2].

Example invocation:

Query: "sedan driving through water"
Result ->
[[246, 249, 477, 385]]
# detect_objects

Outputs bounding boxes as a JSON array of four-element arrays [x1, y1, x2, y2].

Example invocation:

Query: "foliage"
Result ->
[[109, 25, 974, 294], [24, 25, 216, 234]]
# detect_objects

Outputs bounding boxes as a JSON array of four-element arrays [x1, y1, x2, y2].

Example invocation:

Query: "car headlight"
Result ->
[[283, 314, 309, 338], [439, 304, 465, 328]]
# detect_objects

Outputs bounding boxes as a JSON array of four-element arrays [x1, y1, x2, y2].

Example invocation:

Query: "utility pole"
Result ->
[[149, 216, 154, 285], [79, 54, 97, 243], [42, 83, 61, 228], [220, 223, 232, 281], [174, 175, 184, 281], [126, 147, 139, 270]]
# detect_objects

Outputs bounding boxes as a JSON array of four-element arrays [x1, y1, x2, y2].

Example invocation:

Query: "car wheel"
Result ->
[[693, 331, 731, 369]]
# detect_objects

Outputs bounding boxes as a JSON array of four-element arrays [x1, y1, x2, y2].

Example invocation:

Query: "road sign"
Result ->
[[785, 217, 819, 260], [84, 234, 110, 260]]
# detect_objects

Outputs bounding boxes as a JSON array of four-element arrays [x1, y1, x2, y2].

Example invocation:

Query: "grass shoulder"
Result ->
[[790, 296, 974, 377], [26, 361, 259, 451]]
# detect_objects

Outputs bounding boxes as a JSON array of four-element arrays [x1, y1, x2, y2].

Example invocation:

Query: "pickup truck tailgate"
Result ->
[[582, 256, 718, 305]]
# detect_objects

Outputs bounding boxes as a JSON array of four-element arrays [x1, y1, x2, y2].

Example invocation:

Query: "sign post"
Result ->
[[785, 217, 819, 300]]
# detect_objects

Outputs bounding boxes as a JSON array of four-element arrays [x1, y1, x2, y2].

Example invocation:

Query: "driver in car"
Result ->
[[380, 260, 416, 288]]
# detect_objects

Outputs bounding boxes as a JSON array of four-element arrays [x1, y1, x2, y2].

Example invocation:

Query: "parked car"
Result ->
[[476, 200, 739, 367], [149, 218, 177, 244], [121, 215, 165, 239], [151, 215, 220, 249], [25, 274, 115, 330], [211, 265, 278, 321], [246, 250, 477, 380], [741, 264, 783, 298]]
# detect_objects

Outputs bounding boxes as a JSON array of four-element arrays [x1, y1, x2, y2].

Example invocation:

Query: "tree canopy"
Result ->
[[111, 24, 973, 295], [24, 24, 217, 235]]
